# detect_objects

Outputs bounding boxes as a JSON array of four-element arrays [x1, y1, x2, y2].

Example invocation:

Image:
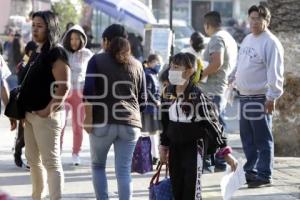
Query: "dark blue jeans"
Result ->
[[211, 95, 226, 128], [212, 95, 227, 170], [239, 95, 273, 181]]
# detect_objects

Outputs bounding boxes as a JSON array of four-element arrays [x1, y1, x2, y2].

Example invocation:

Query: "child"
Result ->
[[62, 25, 93, 165], [142, 54, 162, 164], [159, 52, 237, 200]]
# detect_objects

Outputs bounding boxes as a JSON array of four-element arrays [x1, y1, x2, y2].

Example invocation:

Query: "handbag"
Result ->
[[131, 136, 153, 174], [4, 87, 25, 119], [149, 163, 173, 200], [4, 54, 39, 119]]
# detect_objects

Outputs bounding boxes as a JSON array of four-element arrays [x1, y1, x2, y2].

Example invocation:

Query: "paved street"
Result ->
[[0, 102, 299, 199]]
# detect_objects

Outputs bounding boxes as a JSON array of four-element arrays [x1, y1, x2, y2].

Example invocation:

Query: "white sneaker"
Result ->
[[72, 154, 81, 166]]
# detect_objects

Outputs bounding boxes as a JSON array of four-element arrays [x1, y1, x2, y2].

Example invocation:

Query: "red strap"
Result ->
[[150, 163, 162, 186], [150, 163, 170, 187]]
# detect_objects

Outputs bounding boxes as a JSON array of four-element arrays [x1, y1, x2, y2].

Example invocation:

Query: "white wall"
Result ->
[[0, 0, 11, 34]]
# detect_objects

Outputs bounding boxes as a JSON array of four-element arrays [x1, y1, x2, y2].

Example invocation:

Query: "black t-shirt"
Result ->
[[20, 46, 68, 112]]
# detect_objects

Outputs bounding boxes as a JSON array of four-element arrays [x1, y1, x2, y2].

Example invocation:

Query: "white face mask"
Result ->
[[168, 70, 186, 85]]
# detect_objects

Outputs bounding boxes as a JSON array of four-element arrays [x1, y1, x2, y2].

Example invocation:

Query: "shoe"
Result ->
[[23, 162, 30, 170], [203, 166, 215, 174], [245, 173, 257, 184], [248, 179, 272, 188], [214, 166, 227, 172], [72, 154, 80, 166], [14, 154, 23, 168]]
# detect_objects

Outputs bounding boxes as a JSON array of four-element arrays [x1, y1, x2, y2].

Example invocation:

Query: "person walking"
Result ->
[[235, 5, 284, 188], [0, 54, 15, 130], [83, 24, 146, 200], [18, 11, 70, 199], [181, 31, 205, 59], [13, 41, 37, 169], [142, 54, 162, 164], [61, 24, 93, 165], [159, 52, 237, 200], [6, 32, 25, 91], [201, 11, 238, 172]]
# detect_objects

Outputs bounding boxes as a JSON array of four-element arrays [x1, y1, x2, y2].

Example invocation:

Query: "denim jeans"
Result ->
[[211, 95, 227, 170], [211, 95, 226, 128], [6, 74, 18, 90], [89, 124, 140, 200], [239, 95, 273, 181]]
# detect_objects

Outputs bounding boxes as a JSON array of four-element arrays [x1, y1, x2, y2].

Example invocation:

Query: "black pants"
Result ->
[[14, 122, 25, 158], [169, 141, 200, 200]]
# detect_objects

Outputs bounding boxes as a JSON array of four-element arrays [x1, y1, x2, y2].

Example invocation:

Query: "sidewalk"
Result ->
[[0, 111, 299, 199]]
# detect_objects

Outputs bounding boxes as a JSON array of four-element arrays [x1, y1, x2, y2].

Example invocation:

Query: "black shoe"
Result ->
[[248, 179, 272, 188], [214, 166, 227, 172], [245, 173, 257, 184], [14, 154, 23, 168]]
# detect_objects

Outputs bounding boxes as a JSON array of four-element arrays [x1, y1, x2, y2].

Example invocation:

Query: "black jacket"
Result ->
[[160, 82, 227, 154]]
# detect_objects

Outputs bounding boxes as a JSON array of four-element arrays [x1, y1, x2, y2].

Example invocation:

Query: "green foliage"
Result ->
[[51, 0, 83, 36]]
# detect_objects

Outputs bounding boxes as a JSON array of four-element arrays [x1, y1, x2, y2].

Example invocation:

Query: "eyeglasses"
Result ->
[[248, 16, 264, 23]]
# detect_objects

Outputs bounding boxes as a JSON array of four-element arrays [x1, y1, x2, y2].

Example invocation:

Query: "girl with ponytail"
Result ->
[[83, 24, 147, 199]]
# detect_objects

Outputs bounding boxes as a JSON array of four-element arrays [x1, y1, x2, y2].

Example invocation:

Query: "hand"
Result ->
[[83, 116, 93, 134], [9, 119, 17, 131], [156, 101, 161, 107], [224, 153, 238, 172], [20, 119, 25, 128], [265, 100, 275, 114], [159, 146, 169, 164]]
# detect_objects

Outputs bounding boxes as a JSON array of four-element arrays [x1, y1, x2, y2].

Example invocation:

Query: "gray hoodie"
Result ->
[[62, 25, 93, 89], [235, 29, 284, 100]]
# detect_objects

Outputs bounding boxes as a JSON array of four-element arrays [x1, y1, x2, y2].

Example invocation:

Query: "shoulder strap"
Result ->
[[19, 53, 40, 89]]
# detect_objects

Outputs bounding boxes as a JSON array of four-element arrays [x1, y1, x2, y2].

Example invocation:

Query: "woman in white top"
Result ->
[[62, 25, 93, 165]]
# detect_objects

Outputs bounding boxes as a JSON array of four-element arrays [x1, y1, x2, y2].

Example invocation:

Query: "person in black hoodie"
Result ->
[[159, 52, 237, 200]]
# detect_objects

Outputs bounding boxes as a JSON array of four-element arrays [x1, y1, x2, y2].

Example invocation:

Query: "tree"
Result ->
[[51, 0, 83, 35], [9, 0, 32, 17], [267, 0, 300, 156], [267, 0, 300, 32]]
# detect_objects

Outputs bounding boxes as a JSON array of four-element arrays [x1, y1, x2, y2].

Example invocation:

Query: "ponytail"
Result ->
[[108, 37, 131, 65]]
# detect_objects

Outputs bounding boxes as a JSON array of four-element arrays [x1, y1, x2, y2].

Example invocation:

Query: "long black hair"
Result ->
[[102, 24, 131, 66], [171, 52, 197, 71], [190, 32, 205, 53], [32, 11, 60, 52]]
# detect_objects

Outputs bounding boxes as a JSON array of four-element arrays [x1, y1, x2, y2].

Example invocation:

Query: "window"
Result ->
[[213, 1, 233, 19]]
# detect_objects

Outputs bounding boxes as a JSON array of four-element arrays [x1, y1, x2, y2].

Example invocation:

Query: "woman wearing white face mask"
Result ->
[[159, 52, 237, 200], [141, 54, 162, 164]]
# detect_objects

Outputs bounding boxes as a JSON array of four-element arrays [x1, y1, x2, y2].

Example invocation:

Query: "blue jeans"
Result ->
[[6, 74, 18, 90], [211, 95, 226, 128], [212, 95, 227, 170], [239, 95, 273, 181], [89, 124, 140, 200]]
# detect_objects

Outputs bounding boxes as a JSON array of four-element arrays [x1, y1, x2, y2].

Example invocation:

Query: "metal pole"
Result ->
[[169, 0, 174, 57], [145, 0, 152, 10]]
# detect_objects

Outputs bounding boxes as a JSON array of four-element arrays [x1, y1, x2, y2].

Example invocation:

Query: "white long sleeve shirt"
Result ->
[[235, 29, 284, 100], [68, 49, 93, 89]]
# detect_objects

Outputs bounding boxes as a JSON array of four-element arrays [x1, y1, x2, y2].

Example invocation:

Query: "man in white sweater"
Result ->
[[235, 5, 284, 188]]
